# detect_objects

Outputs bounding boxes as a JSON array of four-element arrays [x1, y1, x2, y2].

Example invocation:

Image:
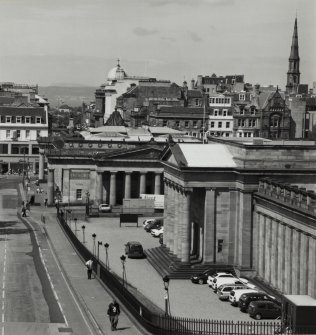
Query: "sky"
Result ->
[[0, 0, 315, 89]]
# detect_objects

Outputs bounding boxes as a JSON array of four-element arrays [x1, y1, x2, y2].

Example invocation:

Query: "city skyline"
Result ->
[[0, 0, 315, 88]]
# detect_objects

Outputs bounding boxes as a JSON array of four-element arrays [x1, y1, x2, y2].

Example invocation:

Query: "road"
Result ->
[[0, 176, 99, 335]]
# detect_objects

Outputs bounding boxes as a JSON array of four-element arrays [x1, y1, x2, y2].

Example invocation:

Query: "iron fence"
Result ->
[[57, 212, 313, 335]]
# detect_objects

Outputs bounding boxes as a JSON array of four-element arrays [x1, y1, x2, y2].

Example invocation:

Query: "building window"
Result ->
[[193, 121, 197, 128], [25, 117, 31, 123], [16, 116, 22, 123], [218, 122, 222, 128], [223, 109, 227, 116], [240, 109, 244, 115], [163, 120, 167, 127], [175, 121, 180, 127], [225, 132, 229, 137], [6, 130, 10, 138], [206, 88, 210, 93], [210, 121, 215, 128], [195, 99, 199, 106], [36, 117, 41, 124], [37, 130, 41, 138], [214, 109, 218, 116], [25, 130, 30, 138], [6, 116, 11, 123], [249, 119, 256, 127], [238, 132, 242, 137], [250, 107, 255, 115], [226, 122, 230, 128], [76, 189, 82, 200], [224, 98, 231, 104], [185, 121, 189, 128], [16, 130, 21, 138], [239, 94, 245, 101], [270, 115, 280, 128]]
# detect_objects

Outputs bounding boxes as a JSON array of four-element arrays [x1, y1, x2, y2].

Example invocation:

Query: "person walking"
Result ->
[[85, 259, 93, 279], [44, 198, 48, 207], [21, 206, 27, 217], [107, 299, 120, 331], [25, 201, 30, 212]]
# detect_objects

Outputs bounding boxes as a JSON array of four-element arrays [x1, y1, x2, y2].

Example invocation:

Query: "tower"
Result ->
[[286, 17, 300, 95]]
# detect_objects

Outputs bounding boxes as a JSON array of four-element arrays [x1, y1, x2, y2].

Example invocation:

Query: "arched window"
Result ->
[[270, 114, 281, 128]]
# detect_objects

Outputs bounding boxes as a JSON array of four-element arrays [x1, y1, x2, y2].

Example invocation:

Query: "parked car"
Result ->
[[142, 218, 156, 228], [229, 288, 258, 306], [207, 272, 234, 287], [239, 292, 276, 312], [124, 241, 145, 258], [248, 300, 281, 320], [145, 219, 163, 232], [151, 226, 164, 237], [159, 234, 163, 245], [217, 283, 248, 301], [191, 269, 218, 285], [98, 203, 112, 212], [212, 277, 249, 293]]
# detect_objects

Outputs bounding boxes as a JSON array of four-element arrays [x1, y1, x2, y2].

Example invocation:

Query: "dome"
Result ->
[[107, 60, 127, 81]]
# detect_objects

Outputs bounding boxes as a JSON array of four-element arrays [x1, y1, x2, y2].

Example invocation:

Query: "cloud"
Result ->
[[161, 36, 176, 42], [133, 27, 158, 36], [188, 31, 202, 42]]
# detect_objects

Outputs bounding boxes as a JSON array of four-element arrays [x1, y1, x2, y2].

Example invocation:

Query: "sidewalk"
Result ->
[[22, 181, 145, 335]]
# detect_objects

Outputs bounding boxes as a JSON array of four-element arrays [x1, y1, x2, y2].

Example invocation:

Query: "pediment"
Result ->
[[98, 146, 164, 160]]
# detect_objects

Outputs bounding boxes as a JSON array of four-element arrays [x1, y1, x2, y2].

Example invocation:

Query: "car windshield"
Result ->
[[130, 245, 142, 251]]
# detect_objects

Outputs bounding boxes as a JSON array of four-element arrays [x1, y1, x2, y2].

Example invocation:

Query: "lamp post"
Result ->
[[97, 241, 102, 260], [74, 218, 77, 236], [120, 255, 126, 288], [92, 233, 96, 256], [85, 191, 90, 218], [163, 275, 170, 316], [104, 243, 109, 270], [81, 225, 86, 243]]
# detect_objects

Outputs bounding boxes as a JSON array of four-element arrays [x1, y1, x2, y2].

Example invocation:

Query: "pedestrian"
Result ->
[[85, 259, 93, 279], [36, 187, 40, 194], [21, 206, 27, 217], [107, 299, 120, 331], [44, 198, 48, 207], [54, 198, 59, 208]]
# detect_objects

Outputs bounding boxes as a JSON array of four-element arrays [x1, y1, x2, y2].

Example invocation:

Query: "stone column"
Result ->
[[8, 143, 12, 155], [163, 180, 169, 248], [203, 188, 216, 263], [109, 172, 117, 206], [47, 168, 54, 206], [38, 149, 45, 180], [299, 233, 308, 294], [284, 225, 293, 294], [177, 189, 183, 256], [307, 236, 316, 297], [169, 184, 175, 253], [124, 172, 132, 199], [264, 216, 271, 283], [96, 172, 103, 204], [270, 219, 278, 287], [291, 229, 300, 294], [154, 173, 161, 195], [139, 172, 146, 195], [173, 187, 180, 256], [257, 214, 265, 279], [181, 189, 191, 263], [277, 223, 285, 292]]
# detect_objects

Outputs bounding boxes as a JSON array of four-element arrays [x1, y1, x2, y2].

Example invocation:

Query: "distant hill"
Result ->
[[39, 86, 96, 108]]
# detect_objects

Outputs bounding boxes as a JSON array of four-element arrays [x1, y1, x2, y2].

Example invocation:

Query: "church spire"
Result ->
[[286, 17, 300, 95]]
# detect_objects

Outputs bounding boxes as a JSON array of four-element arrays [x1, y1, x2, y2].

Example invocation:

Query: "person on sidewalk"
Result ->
[[44, 198, 48, 207], [85, 259, 93, 279], [21, 206, 27, 217], [107, 299, 120, 331]]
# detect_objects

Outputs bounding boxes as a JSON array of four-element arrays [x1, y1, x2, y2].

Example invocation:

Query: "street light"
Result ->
[[81, 225, 86, 243], [104, 243, 109, 270], [163, 275, 170, 316], [120, 255, 127, 288], [97, 241, 102, 260], [74, 218, 78, 236], [92, 233, 96, 256]]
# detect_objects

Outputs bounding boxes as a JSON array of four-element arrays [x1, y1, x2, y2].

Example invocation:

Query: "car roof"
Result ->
[[128, 241, 142, 245], [249, 300, 278, 306]]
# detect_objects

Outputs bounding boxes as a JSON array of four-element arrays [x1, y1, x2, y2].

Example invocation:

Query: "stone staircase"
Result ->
[[145, 246, 236, 279]]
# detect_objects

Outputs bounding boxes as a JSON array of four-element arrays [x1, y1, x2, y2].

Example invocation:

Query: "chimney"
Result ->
[[191, 79, 195, 90]]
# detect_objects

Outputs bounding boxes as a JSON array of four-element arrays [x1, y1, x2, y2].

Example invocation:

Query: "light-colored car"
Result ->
[[217, 283, 248, 301], [142, 218, 156, 228], [212, 277, 248, 292], [207, 273, 235, 288], [98, 203, 112, 212], [151, 226, 164, 237], [229, 288, 258, 306]]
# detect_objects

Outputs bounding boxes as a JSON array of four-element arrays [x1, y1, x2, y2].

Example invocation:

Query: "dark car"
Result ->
[[248, 300, 281, 320], [191, 269, 218, 284], [239, 292, 275, 312], [124, 241, 145, 258], [144, 219, 163, 232]]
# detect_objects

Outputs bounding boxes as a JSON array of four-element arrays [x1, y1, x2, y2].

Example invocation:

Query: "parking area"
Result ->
[[68, 214, 274, 321]]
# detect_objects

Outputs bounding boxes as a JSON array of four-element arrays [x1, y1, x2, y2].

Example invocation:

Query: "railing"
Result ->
[[57, 211, 310, 335]]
